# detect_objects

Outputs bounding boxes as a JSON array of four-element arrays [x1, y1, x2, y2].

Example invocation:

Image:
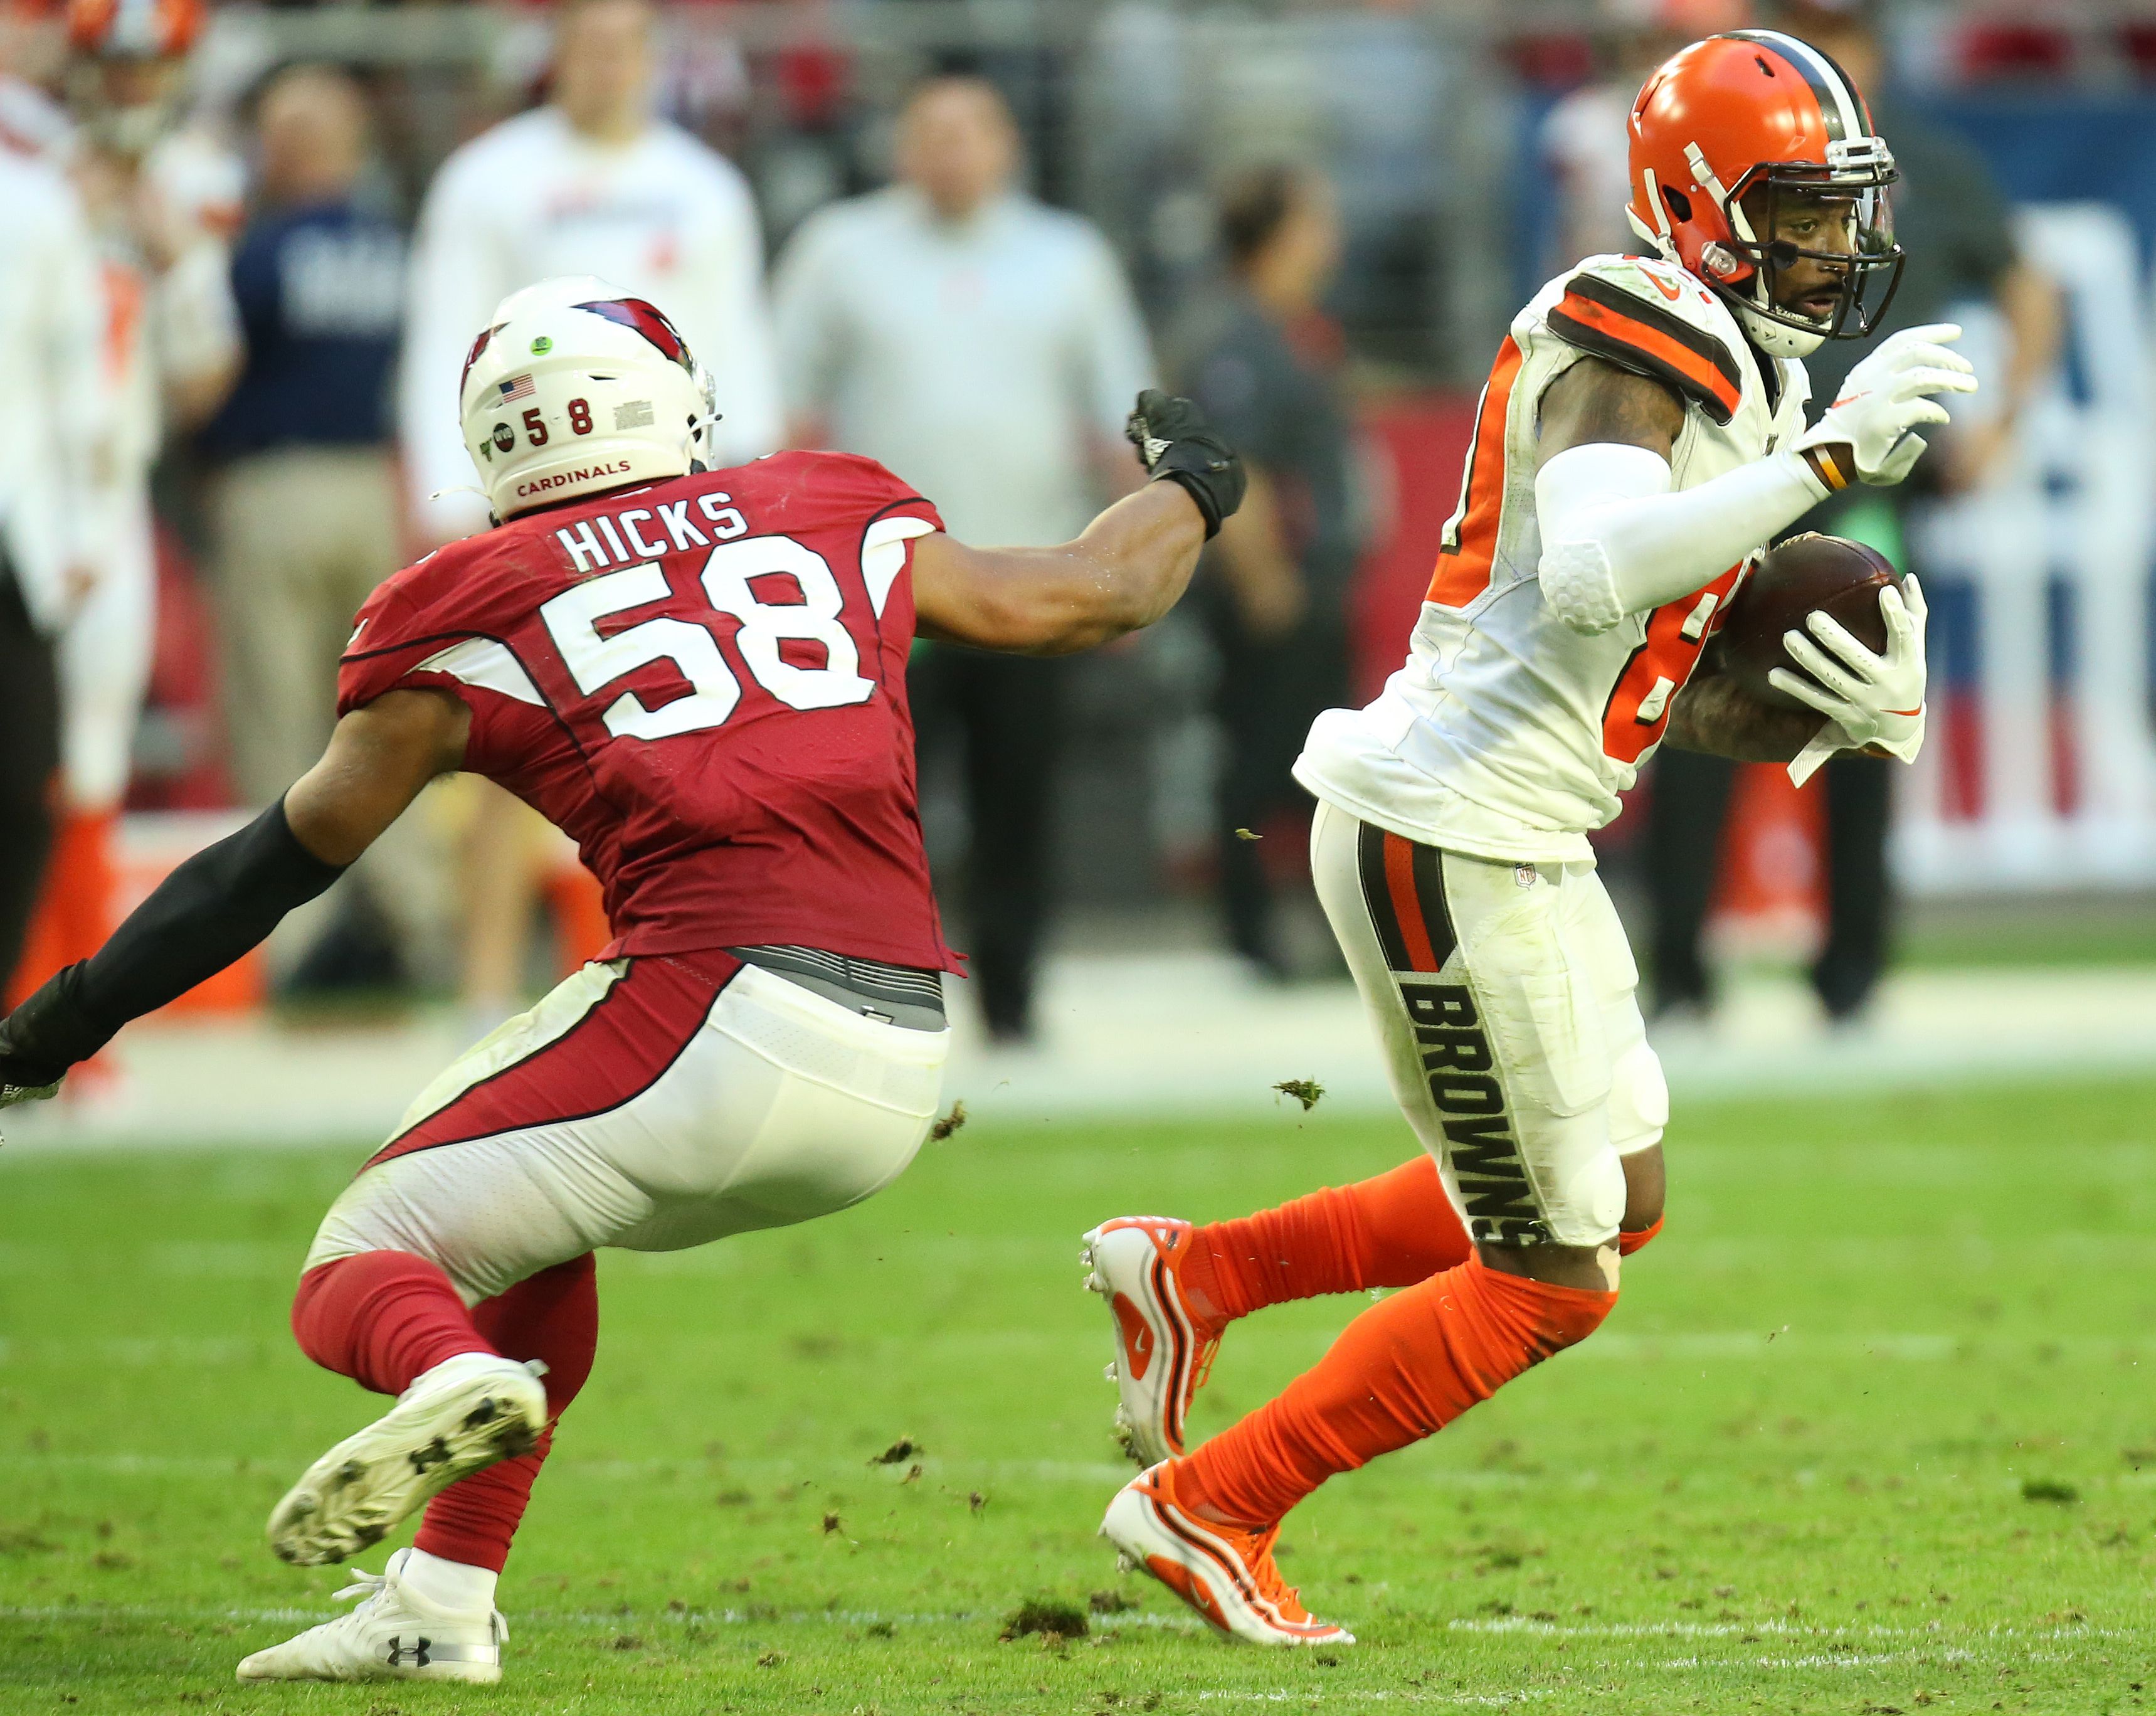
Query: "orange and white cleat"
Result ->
[[1081, 1216, 1225, 1466], [1100, 1463, 1354, 1648]]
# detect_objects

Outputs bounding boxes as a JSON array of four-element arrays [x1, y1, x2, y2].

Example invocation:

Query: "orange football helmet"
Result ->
[[1625, 29, 1903, 357], [66, 0, 202, 59]]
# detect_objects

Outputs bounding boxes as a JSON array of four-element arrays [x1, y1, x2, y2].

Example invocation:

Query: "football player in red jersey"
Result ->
[[0, 275, 1244, 1685]]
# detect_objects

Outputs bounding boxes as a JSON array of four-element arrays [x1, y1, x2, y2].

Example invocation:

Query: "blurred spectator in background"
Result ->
[[398, 0, 782, 1024], [1645, 0, 2063, 1024], [0, 147, 106, 985], [773, 75, 1153, 1044], [8, 0, 241, 1024], [1174, 162, 1361, 979], [1541, 0, 1755, 273], [401, 0, 779, 547], [198, 65, 439, 990]]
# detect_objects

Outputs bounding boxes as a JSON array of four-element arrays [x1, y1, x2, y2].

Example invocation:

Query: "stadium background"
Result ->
[[5, 0, 2153, 1137], [4, 3, 2156, 1712]]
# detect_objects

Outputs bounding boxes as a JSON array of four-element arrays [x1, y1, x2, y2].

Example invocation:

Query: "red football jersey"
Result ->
[[337, 452, 957, 972]]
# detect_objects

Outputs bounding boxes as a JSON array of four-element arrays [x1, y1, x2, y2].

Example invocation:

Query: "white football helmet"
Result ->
[[459, 277, 717, 521]]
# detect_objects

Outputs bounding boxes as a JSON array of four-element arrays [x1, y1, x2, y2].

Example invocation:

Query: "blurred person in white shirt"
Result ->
[[773, 75, 1154, 1044], [6, 0, 241, 1023], [0, 148, 107, 988], [398, 0, 783, 1027], [399, 0, 780, 548]]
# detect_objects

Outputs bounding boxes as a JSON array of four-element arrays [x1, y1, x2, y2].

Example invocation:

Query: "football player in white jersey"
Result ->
[[6, 0, 239, 1027], [1080, 31, 1976, 1646]]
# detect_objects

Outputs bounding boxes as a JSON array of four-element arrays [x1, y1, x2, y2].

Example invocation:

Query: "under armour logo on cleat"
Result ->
[[385, 1636, 433, 1668]]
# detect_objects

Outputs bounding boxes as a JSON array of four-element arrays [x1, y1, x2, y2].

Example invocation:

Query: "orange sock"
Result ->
[[1180, 1155, 1470, 1321], [1175, 1256, 1615, 1527], [1617, 1216, 1663, 1257]]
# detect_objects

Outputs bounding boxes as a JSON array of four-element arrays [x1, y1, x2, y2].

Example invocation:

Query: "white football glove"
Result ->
[[1793, 324, 1979, 488], [1773, 576, 1928, 787]]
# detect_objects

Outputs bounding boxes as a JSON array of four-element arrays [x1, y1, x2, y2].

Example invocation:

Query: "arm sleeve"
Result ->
[[399, 151, 505, 544], [1535, 440, 1828, 633], [0, 802, 346, 1082], [695, 156, 785, 463]]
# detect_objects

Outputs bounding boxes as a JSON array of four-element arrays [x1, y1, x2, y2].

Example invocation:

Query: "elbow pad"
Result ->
[[1535, 443, 1672, 635], [1539, 538, 1626, 636]]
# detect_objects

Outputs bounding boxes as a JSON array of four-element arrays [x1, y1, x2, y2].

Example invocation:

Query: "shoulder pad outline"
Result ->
[[1545, 260, 1746, 427]]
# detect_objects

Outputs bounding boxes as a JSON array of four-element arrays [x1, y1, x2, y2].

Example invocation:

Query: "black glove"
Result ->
[[1126, 389, 1246, 539], [0, 979, 76, 1115]]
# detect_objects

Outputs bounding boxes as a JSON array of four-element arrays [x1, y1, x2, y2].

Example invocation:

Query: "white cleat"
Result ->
[[1081, 1217, 1223, 1466], [267, 1353, 547, 1566], [236, 1548, 507, 1683], [1100, 1463, 1353, 1648]]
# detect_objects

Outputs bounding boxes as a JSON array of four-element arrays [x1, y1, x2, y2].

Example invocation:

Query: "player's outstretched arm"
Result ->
[[912, 390, 1244, 656], [0, 691, 468, 1113], [1533, 331, 1976, 637]]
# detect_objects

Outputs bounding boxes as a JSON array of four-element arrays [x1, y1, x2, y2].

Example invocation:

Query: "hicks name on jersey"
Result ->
[[551, 491, 753, 573]]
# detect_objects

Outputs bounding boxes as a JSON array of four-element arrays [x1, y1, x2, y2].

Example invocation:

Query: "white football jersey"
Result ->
[[1296, 253, 1813, 863]]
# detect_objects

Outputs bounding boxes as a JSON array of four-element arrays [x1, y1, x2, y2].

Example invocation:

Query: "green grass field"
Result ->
[[4, 1079, 2155, 1715]]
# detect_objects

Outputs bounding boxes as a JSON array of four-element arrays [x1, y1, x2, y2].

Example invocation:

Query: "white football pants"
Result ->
[[1311, 799, 1666, 1249], [306, 955, 949, 1303]]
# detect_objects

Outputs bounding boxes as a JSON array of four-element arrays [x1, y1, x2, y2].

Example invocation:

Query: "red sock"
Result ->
[[1617, 1216, 1663, 1257], [291, 1251, 496, 1396], [1176, 1256, 1615, 1526], [1180, 1155, 1469, 1321], [415, 1254, 600, 1574]]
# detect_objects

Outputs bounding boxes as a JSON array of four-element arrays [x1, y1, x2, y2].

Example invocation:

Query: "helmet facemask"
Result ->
[[1696, 142, 1904, 359]]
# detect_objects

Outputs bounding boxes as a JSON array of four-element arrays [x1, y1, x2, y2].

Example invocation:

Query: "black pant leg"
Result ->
[[1643, 747, 1740, 1013], [954, 650, 1064, 1040], [1210, 606, 1348, 968], [1813, 751, 1893, 1019], [0, 564, 60, 982]]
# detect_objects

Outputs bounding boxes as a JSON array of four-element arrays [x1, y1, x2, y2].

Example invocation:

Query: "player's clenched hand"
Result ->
[[1795, 324, 1978, 488], [0, 1014, 64, 1141], [1126, 390, 1247, 539], [1773, 576, 1928, 785]]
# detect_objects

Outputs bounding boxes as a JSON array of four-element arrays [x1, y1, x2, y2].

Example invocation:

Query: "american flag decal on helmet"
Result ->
[[497, 374, 537, 404]]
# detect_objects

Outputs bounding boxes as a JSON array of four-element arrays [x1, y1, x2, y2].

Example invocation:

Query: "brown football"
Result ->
[[1718, 533, 1902, 711]]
